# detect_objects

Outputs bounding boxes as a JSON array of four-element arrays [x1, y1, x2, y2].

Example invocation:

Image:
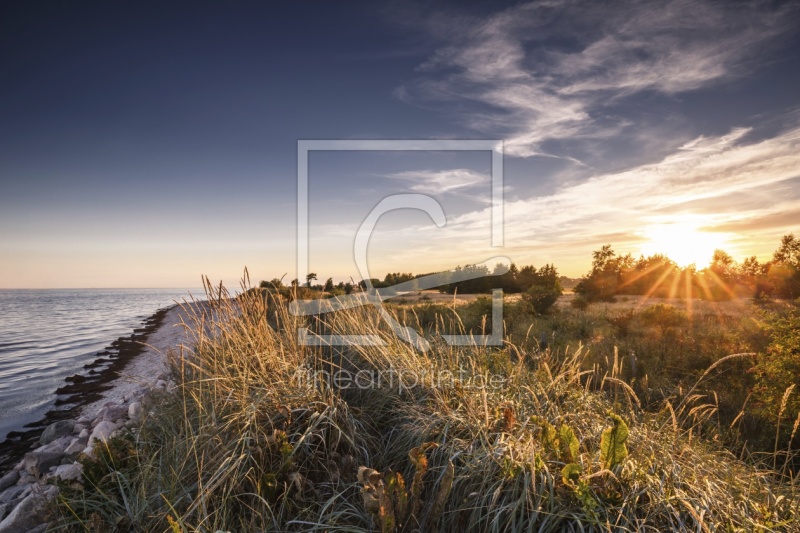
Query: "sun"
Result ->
[[639, 222, 728, 268]]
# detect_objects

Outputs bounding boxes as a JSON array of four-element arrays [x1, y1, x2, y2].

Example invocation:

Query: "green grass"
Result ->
[[52, 280, 799, 531]]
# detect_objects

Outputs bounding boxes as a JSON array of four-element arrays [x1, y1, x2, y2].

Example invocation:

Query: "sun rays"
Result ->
[[639, 222, 729, 269]]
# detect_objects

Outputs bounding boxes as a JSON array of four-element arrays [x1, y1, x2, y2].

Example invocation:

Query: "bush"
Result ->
[[571, 294, 589, 310], [640, 303, 687, 336], [522, 284, 561, 315]]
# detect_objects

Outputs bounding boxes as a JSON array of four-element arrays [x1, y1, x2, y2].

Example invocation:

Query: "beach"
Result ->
[[0, 300, 199, 531]]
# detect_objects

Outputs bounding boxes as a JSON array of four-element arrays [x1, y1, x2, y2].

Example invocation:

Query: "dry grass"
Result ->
[[53, 278, 798, 532]]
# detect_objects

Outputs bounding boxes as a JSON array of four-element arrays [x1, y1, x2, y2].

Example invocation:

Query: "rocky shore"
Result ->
[[0, 303, 196, 532]]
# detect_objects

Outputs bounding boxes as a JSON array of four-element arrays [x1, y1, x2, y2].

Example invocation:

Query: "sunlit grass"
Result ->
[[53, 276, 798, 532]]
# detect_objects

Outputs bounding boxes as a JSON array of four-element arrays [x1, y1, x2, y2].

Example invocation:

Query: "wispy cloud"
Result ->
[[365, 124, 800, 273], [385, 168, 486, 195], [395, 0, 797, 158]]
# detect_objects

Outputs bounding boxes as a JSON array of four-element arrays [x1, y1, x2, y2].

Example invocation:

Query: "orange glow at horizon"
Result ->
[[639, 222, 729, 268]]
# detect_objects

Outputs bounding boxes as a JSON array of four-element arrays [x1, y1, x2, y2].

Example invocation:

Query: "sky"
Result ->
[[1, 0, 800, 288]]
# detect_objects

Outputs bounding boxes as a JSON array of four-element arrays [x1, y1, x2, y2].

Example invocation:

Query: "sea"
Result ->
[[0, 288, 201, 441]]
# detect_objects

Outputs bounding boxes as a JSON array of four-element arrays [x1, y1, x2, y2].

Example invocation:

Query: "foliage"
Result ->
[[52, 276, 800, 532], [640, 303, 688, 336], [522, 265, 562, 315], [752, 306, 800, 437], [599, 413, 629, 469]]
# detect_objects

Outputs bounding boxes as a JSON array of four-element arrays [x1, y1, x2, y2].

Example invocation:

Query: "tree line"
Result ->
[[574, 233, 800, 302]]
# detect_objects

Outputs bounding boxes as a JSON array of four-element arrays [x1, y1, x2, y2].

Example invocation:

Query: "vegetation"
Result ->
[[574, 233, 800, 302], [52, 269, 800, 531]]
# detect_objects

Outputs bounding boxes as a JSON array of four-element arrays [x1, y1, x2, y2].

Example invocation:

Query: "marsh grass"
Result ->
[[53, 278, 798, 531]]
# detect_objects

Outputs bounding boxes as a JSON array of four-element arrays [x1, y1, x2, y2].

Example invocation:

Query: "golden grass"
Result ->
[[53, 278, 798, 532]]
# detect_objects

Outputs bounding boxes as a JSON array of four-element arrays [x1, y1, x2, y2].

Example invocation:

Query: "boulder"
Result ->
[[0, 493, 41, 533], [64, 437, 87, 459], [0, 485, 27, 505], [23, 450, 63, 476], [40, 436, 71, 456], [72, 423, 86, 434], [39, 420, 74, 445], [102, 405, 127, 423], [89, 421, 117, 446], [0, 472, 17, 493], [53, 463, 82, 481], [128, 402, 143, 421]]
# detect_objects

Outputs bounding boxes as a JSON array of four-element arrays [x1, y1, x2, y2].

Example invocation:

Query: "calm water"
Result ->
[[0, 288, 200, 440]]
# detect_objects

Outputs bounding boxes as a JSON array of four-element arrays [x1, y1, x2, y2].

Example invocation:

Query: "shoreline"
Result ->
[[0, 303, 188, 472]]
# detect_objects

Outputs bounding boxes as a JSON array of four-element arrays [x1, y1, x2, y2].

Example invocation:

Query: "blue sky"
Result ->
[[1, 1, 799, 288]]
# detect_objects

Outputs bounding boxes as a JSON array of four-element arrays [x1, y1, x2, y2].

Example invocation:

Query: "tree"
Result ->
[[770, 234, 800, 299], [324, 277, 334, 292], [773, 233, 800, 268], [305, 272, 317, 288], [574, 245, 621, 302], [521, 263, 562, 314]]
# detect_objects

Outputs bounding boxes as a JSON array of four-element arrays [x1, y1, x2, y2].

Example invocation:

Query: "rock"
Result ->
[[16, 474, 35, 486], [0, 493, 44, 533], [23, 450, 64, 477], [102, 405, 127, 423], [39, 420, 75, 445], [53, 463, 82, 481], [155, 379, 167, 390], [0, 472, 18, 493], [72, 423, 86, 434], [89, 421, 117, 445], [40, 436, 71, 456], [25, 525, 47, 533], [0, 485, 27, 505], [128, 402, 143, 421], [64, 437, 87, 459], [78, 429, 89, 439], [0, 504, 7, 522]]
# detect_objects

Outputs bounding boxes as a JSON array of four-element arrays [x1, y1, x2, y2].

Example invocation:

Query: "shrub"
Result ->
[[571, 294, 589, 310], [522, 284, 561, 315]]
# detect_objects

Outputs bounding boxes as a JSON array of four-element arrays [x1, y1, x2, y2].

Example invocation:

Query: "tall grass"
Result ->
[[54, 279, 798, 531]]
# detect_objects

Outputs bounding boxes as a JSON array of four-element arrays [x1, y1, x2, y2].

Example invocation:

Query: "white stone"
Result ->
[[89, 421, 117, 445], [128, 402, 143, 421], [53, 463, 82, 482], [64, 438, 86, 457]]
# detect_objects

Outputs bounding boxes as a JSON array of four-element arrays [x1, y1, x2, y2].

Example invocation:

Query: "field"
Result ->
[[52, 280, 799, 532]]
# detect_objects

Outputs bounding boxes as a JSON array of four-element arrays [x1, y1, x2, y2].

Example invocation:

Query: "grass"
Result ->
[[52, 278, 799, 531]]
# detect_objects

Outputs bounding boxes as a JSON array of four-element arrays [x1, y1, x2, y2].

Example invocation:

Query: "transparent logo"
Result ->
[[291, 140, 507, 351]]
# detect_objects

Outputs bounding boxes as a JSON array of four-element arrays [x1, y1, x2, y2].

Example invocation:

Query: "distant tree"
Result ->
[[324, 277, 334, 292], [575, 245, 621, 302], [305, 272, 317, 288], [521, 263, 562, 314], [770, 234, 800, 299], [739, 256, 771, 298], [773, 233, 800, 268], [260, 277, 283, 289]]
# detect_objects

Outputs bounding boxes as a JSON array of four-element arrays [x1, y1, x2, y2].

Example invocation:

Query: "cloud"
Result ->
[[395, 0, 797, 158], [364, 124, 800, 273], [384, 168, 487, 195]]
